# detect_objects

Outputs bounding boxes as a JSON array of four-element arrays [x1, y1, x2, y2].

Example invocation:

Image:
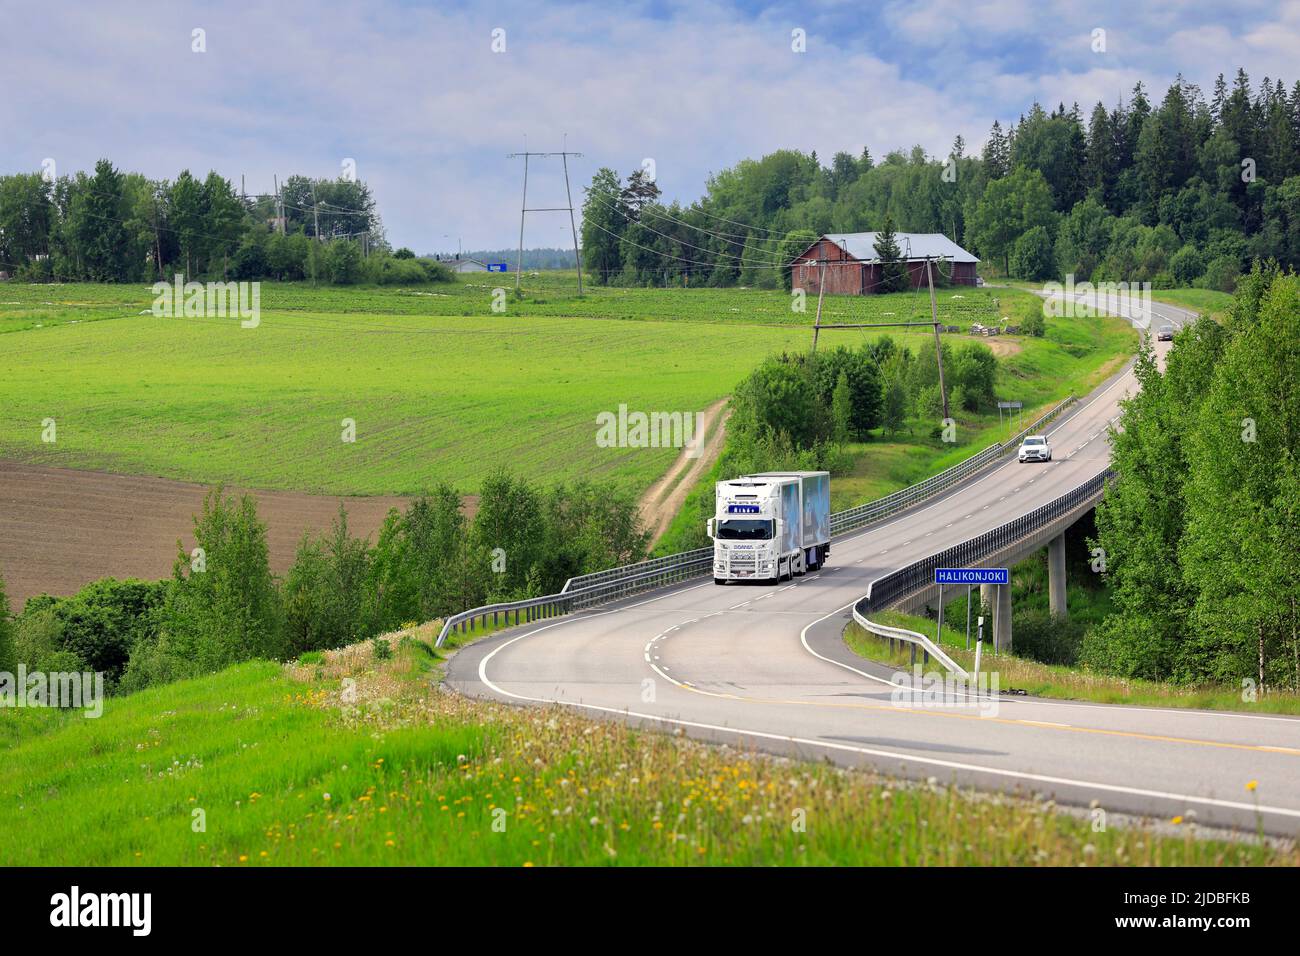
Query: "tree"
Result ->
[[619, 167, 661, 220], [829, 372, 853, 443], [1056, 195, 1114, 279], [581, 168, 626, 285], [1010, 225, 1056, 280], [982, 121, 1010, 179], [965, 166, 1057, 275], [873, 214, 908, 292], [882, 379, 907, 436], [0, 172, 52, 269], [1181, 273, 1300, 689], [73, 159, 132, 281], [125, 487, 285, 687], [168, 170, 205, 278], [283, 506, 373, 655]]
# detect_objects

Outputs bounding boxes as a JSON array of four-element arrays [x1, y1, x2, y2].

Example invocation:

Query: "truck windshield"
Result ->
[[717, 519, 774, 540]]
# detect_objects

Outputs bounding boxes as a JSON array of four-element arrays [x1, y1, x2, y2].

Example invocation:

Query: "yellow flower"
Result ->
[[1171, 816, 1183, 825], [239, 855, 248, 862], [1246, 780, 1258, 792]]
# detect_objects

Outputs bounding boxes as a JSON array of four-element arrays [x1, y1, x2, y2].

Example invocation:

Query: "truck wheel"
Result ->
[[713, 577, 726, 585]]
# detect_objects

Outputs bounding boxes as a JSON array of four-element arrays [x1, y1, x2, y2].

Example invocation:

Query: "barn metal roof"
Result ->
[[820, 232, 979, 264]]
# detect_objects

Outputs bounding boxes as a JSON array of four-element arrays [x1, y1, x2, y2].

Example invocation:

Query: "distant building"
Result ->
[[790, 232, 979, 295], [446, 256, 488, 273]]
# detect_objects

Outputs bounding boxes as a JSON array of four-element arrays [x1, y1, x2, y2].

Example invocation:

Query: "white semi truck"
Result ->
[[707, 471, 831, 584]]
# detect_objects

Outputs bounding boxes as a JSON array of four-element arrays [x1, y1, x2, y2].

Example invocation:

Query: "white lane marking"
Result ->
[[791, 599, 1300, 725], [479, 635, 1300, 823]]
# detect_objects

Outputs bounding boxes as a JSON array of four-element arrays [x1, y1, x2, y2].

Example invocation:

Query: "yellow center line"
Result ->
[[666, 679, 1300, 757]]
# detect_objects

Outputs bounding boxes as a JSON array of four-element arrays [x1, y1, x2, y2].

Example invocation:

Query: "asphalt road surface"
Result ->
[[450, 293, 1300, 836]]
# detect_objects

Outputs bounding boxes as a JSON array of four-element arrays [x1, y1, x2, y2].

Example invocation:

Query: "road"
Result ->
[[449, 293, 1300, 837]]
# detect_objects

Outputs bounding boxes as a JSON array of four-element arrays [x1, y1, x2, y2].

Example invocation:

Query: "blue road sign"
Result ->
[[934, 567, 1008, 585], [487, 263, 508, 272]]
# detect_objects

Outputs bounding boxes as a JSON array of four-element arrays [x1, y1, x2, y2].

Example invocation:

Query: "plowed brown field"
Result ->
[[0, 460, 443, 608]]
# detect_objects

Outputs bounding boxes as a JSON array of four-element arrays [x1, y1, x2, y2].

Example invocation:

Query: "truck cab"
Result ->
[[708, 472, 830, 584]]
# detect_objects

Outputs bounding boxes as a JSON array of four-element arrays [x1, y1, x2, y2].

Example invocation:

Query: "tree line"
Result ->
[[1087, 264, 1300, 690], [582, 68, 1300, 292], [0, 159, 451, 286], [0, 473, 647, 695], [657, 337, 1002, 553]]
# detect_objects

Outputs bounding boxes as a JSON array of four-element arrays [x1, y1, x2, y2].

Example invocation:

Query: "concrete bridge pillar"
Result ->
[[980, 583, 1013, 653], [1048, 532, 1068, 619], [994, 582, 1013, 653]]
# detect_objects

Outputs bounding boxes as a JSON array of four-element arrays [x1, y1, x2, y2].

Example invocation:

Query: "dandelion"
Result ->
[[1246, 780, 1258, 792]]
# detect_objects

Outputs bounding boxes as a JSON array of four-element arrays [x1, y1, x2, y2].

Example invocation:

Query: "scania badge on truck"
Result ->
[[707, 471, 831, 584]]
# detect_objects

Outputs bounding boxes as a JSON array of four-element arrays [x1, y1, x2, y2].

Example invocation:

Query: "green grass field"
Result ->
[[2, 632, 1288, 866], [0, 278, 1135, 500]]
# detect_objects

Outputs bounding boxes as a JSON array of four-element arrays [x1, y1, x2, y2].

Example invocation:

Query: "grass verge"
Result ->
[[1, 631, 1294, 865], [845, 615, 1300, 716]]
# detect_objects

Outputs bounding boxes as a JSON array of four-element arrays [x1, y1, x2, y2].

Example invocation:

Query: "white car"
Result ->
[[1018, 434, 1052, 463]]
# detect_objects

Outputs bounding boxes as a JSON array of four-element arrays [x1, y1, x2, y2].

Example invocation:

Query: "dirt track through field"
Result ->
[[0, 460, 430, 608], [637, 397, 730, 547]]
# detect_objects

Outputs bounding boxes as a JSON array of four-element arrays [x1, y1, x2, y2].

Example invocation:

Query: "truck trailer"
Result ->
[[707, 471, 831, 584]]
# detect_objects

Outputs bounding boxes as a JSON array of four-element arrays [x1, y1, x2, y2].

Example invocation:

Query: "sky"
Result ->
[[2, 0, 1298, 253]]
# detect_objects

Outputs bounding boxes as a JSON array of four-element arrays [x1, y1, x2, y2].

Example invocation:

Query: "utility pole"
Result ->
[[561, 151, 583, 295], [312, 184, 321, 243], [811, 258, 827, 352], [927, 257, 950, 421], [514, 152, 528, 292], [507, 149, 584, 295]]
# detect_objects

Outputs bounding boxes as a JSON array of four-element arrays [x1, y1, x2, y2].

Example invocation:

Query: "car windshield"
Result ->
[[717, 519, 774, 540], [1024, 438, 1044, 445]]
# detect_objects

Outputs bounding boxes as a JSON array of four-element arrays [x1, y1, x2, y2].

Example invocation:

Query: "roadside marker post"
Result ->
[[973, 616, 984, 686]]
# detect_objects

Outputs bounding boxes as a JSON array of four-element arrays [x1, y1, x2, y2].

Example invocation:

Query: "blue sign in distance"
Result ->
[[487, 263, 508, 272], [934, 567, 1009, 585]]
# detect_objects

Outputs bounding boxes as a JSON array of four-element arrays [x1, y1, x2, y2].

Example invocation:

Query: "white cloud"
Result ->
[[1, 0, 1297, 250]]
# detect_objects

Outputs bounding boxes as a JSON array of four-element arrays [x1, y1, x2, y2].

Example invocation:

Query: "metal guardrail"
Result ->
[[434, 394, 1082, 647], [830, 394, 1077, 535], [851, 470, 1112, 674]]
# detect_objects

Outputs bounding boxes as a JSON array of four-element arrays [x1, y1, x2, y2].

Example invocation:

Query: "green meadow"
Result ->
[[0, 277, 1134, 497], [1, 633, 1288, 866]]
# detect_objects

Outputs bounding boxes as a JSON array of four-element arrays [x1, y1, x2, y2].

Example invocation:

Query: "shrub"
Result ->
[[283, 506, 372, 656], [1198, 254, 1240, 292], [1169, 244, 1204, 286], [1012, 608, 1086, 665], [125, 487, 284, 689], [32, 578, 165, 687]]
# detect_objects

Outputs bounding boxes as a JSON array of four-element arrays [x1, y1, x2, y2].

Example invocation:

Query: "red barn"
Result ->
[[790, 232, 979, 295]]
